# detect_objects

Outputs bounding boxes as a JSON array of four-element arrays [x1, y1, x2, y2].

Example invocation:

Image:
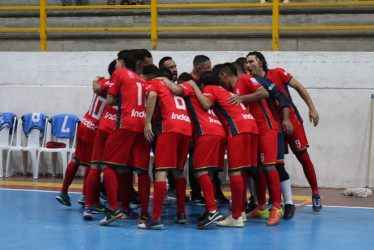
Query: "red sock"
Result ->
[[253, 171, 267, 210], [230, 175, 243, 219], [118, 172, 132, 211], [61, 161, 79, 194], [266, 170, 281, 209], [82, 167, 90, 196], [152, 181, 166, 220], [84, 168, 100, 208], [175, 177, 187, 214], [138, 173, 150, 216], [296, 151, 319, 195], [241, 172, 248, 211], [198, 174, 217, 212], [103, 167, 118, 211]]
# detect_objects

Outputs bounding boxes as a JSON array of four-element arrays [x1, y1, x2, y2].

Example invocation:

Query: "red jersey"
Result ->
[[145, 79, 192, 137], [76, 91, 107, 143], [108, 68, 147, 133], [180, 83, 226, 139], [234, 75, 278, 133], [202, 85, 258, 138], [96, 78, 118, 133], [265, 68, 303, 126]]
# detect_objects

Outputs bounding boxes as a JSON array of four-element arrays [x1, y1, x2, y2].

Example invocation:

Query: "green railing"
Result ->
[[0, 0, 374, 51]]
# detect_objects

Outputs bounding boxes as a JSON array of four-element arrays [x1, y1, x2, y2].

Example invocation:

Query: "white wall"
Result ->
[[1, 51, 374, 189]]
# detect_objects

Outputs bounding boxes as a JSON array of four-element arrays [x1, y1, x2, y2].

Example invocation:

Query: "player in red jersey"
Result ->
[[187, 71, 259, 228], [219, 63, 285, 226], [138, 65, 192, 230], [246, 51, 322, 212], [98, 50, 152, 226], [55, 67, 108, 208], [157, 72, 226, 229]]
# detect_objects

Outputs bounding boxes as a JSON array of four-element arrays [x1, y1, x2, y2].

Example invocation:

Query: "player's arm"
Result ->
[[144, 91, 157, 142], [289, 77, 319, 127], [92, 76, 104, 94], [106, 94, 118, 106], [228, 86, 269, 105], [157, 77, 184, 96], [186, 80, 212, 110]]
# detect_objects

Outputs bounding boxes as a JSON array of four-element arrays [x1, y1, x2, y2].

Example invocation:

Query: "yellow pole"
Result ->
[[40, 0, 47, 51], [150, 0, 158, 51], [272, 0, 279, 51]]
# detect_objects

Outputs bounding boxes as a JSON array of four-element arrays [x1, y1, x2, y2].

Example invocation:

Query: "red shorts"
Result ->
[[227, 133, 258, 173], [91, 129, 110, 163], [193, 135, 226, 172], [258, 129, 278, 167], [74, 135, 94, 167], [101, 129, 151, 172], [285, 124, 309, 154], [154, 133, 191, 172]]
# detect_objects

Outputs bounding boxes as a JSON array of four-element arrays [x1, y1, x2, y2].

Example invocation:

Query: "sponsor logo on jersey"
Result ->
[[131, 109, 146, 118], [81, 118, 97, 130], [209, 117, 222, 125], [267, 83, 275, 91], [242, 113, 255, 120], [250, 78, 259, 85], [171, 112, 191, 123], [104, 112, 117, 121]]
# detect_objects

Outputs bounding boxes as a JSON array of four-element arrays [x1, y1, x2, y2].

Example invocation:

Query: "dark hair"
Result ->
[[235, 57, 246, 68], [219, 62, 237, 77], [135, 49, 153, 61], [232, 62, 245, 75], [117, 49, 137, 71], [142, 64, 159, 77], [108, 59, 117, 76], [200, 71, 220, 86], [193, 55, 210, 68], [158, 56, 172, 69], [158, 68, 173, 81], [177, 72, 193, 84], [212, 63, 223, 75], [246, 51, 268, 71]]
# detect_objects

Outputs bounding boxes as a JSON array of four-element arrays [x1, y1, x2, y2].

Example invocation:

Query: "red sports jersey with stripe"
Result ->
[[180, 82, 226, 139], [265, 68, 303, 126], [145, 79, 192, 137], [97, 78, 118, 133], [234, 74, 278, 133], [202, 85, 258, 137], [108, 68, 147, 133]]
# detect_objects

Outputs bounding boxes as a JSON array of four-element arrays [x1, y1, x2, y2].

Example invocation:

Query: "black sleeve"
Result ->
[[255, 77, 290, 109]]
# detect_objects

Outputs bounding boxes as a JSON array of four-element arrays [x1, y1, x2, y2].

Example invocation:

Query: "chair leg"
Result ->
[[5, 150, 12, 177], [36, 151, 42, 177], [0, 151, 3, 178], [30, 149, 38, 179], [61, 151, 68, 179]]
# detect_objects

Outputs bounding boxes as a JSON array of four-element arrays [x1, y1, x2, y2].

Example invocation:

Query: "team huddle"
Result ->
[[55, 49, 322, 230]]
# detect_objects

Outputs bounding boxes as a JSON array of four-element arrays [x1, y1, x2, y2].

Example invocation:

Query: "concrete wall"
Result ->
[[1, 51, 374, 189]]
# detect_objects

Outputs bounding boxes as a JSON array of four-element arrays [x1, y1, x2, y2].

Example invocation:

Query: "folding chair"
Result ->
[[36, 114, 79, 178], [5, 113, 48, 178], [0, 113, 17, 177]]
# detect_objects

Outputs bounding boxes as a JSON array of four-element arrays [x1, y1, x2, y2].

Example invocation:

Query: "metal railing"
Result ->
[[0, 0, 374, 51]]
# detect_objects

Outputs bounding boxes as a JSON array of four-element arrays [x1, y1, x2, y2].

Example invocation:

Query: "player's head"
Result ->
[[158, 68, 173, 81], [141, 64, 159, 81], [108, 59, 117, 76], [117, 49, 137, 72], [218, 62, 237, 91], [200, 71, 220, 87], [212, 63, 223, 76], [235, 57, 249, 74], [232, 61, 246, 77], [246, 51, 268, 76], [192, 55, 212, 78], [159, 56, 178, 81], [177, 72, 193, 84], [135, 49, 153, 74]]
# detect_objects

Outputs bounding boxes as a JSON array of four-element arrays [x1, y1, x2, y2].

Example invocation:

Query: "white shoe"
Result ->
[[241, 211, 247, 222], [216, 214, 244, 227]]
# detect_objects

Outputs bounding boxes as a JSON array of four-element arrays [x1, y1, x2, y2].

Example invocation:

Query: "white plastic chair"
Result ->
[[0, 113, 17, 177], [5, 113, 48, 178], [36, 114, 79, 178]]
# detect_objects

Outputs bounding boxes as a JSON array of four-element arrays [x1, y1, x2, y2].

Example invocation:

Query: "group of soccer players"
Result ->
[[55, 48, 322, 230]]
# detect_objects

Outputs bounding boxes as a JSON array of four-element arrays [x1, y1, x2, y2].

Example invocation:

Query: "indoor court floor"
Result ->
[[1, 176, 373, 250]]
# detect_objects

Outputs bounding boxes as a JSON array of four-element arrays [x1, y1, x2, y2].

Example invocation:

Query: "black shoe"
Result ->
[[215, 194, 230, 205], [99, 208, 123, 226], [131, 188, 141, 205], [166, 188, 177, 198], [191, 196, 205, 206], [138, 217, 164, 229], [245, 201, 258, 214], [175, 213, 187, 224], [283, 204, 295, 220], [197, 211, 208, 222], [197, 210, 223, 229], [312, 194, 322, 212]]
